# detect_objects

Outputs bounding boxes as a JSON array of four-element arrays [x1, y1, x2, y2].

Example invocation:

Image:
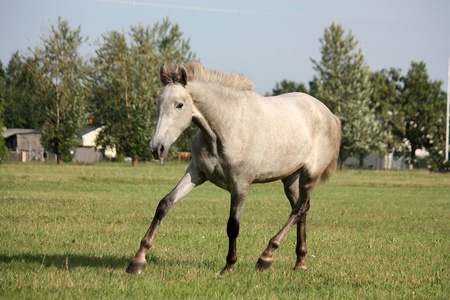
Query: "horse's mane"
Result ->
[[184, 62, 255, 91]]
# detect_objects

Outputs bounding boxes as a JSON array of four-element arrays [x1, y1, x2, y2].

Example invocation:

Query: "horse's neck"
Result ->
[[189, 82, 246, 151]]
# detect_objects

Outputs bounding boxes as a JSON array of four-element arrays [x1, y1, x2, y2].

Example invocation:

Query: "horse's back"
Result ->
[[265, 92, 334, 119], [265, 92, 341, 181], [239, 92, 339, 183], [257, 93, 337, 138]]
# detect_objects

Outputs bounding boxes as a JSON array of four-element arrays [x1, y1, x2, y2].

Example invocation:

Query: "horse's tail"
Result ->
[[320, 116, 341, 183]]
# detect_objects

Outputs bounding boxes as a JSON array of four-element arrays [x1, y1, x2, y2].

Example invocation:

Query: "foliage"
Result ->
[[2, 52, 43, 129], [311, 23, 386, 166], [416, 152, 450, 172], [370, 62, 447, 165], [0, 162, 448, 298], [0, 100, 8, 164], [0, 62, 9, 163], [89, 18, 196, 164], [370, 68, 404, 149], [401, 62, 447, 163], [30, 17, 87, 164], [266, 79, 308, 96]]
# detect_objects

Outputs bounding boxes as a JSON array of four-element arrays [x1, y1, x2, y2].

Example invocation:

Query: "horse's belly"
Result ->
[[251, 154, 307, 183], [250, 120, 312, 183]]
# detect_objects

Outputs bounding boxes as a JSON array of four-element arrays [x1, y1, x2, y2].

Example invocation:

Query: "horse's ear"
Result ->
[[179, 66, 187, 86], [160, 64, 187, 86], [160, 64, 171, 86]]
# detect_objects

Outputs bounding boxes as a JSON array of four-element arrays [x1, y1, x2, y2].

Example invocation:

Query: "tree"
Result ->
[[89, 18, 196, 165], [31, 17, 87, 164], [370, 62, 447, 167], [3, 52, 42, 129], [400, 62, 447, 164], [370, 68, 404, 150], [266, 79, 308, 96], [0, 61, 9, 163], [311, 22, 385, 168]]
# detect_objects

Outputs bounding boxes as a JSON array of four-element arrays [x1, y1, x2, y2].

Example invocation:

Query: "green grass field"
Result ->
[[0, 162, 448, 299]]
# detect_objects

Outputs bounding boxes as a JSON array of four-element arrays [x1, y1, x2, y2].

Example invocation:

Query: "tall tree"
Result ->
[[400, 62, 447, 164], [266, 79, 307, 96], [3, 52, 42, 129], [31, 17, 87, 164], [370, 63, 447, 166], [89, 18, 196, 165], [0, 61, 9, 162], [370, 68, 404, 150], [311, 22, 385, 167]]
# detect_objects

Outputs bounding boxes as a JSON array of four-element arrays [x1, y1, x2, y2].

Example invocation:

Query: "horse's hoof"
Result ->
[[256, 257, 273, 271], [294, 257, 307, 270], [293, 264, 307, 271], [126, 259, 146, 275], [220, 264, 234, 275]]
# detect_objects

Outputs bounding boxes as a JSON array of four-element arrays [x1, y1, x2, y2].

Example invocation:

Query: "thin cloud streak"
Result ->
[[96, 0, 449, 24]]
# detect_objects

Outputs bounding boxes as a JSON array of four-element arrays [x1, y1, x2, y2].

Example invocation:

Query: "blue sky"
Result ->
[[1, 0, 449, 95]]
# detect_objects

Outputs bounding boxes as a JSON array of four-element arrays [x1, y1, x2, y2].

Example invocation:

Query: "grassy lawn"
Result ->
[[0, 161, 448, 299]]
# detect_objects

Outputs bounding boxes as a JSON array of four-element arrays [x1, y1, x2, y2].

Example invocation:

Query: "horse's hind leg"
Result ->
[[256, 170, 318, 271], [281, 171, 310, 270], [294, 201, 310, 270]]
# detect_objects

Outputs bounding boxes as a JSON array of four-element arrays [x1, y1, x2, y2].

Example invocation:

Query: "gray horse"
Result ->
[[126, 62, 341, 274]]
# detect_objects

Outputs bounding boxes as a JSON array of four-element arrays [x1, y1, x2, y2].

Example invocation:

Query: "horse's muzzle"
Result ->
[[151, 144, 166, 160]]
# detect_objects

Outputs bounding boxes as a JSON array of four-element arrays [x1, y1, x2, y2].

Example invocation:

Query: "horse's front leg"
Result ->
[[221, 185, 249, 273], [126, 162, 205, 275]]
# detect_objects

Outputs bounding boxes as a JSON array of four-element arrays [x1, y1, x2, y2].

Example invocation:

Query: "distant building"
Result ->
[[73, 127, 116, 163], [344, 148, 429, 170], [2, 127, 118, 163], [344, 153, 403, 170], [2, 128, 55, 161]]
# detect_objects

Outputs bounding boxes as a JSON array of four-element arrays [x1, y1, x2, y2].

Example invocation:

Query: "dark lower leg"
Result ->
[[293, 177, 313, 270], [294, 214, 307, 270], [126, 198, 171, 274], [256, 195, 310, 271], [221, 186, 248, 274], [256, 238, 279, 270], [126, 219, 159, 274], [256, 214, 298, 270], [221, 217, 239, 273]]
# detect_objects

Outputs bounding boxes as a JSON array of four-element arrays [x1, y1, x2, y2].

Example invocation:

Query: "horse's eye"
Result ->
[[176, 103, 184, 109]]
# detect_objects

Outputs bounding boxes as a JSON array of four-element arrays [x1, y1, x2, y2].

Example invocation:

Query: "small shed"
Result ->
[[2, 128, 52, 161]]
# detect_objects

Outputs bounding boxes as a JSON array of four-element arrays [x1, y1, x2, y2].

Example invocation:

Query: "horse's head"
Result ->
[[150, 64, 193, 160]]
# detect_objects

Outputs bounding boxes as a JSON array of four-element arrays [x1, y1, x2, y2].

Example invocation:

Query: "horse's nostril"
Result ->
[[151, 144, 165, 159]]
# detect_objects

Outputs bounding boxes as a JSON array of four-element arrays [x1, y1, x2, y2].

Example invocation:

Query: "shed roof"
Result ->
[[2, 129, 40, 139]]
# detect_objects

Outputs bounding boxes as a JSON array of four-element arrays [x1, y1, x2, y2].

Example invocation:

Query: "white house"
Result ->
[[73, 127, 116, 162]]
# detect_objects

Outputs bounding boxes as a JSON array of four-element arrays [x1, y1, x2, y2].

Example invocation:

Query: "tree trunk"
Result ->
[[57, 154, 63, 165], [132, 156, 138, 167], [359, 153, 365, 169], [410, 145, 417, 169]]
